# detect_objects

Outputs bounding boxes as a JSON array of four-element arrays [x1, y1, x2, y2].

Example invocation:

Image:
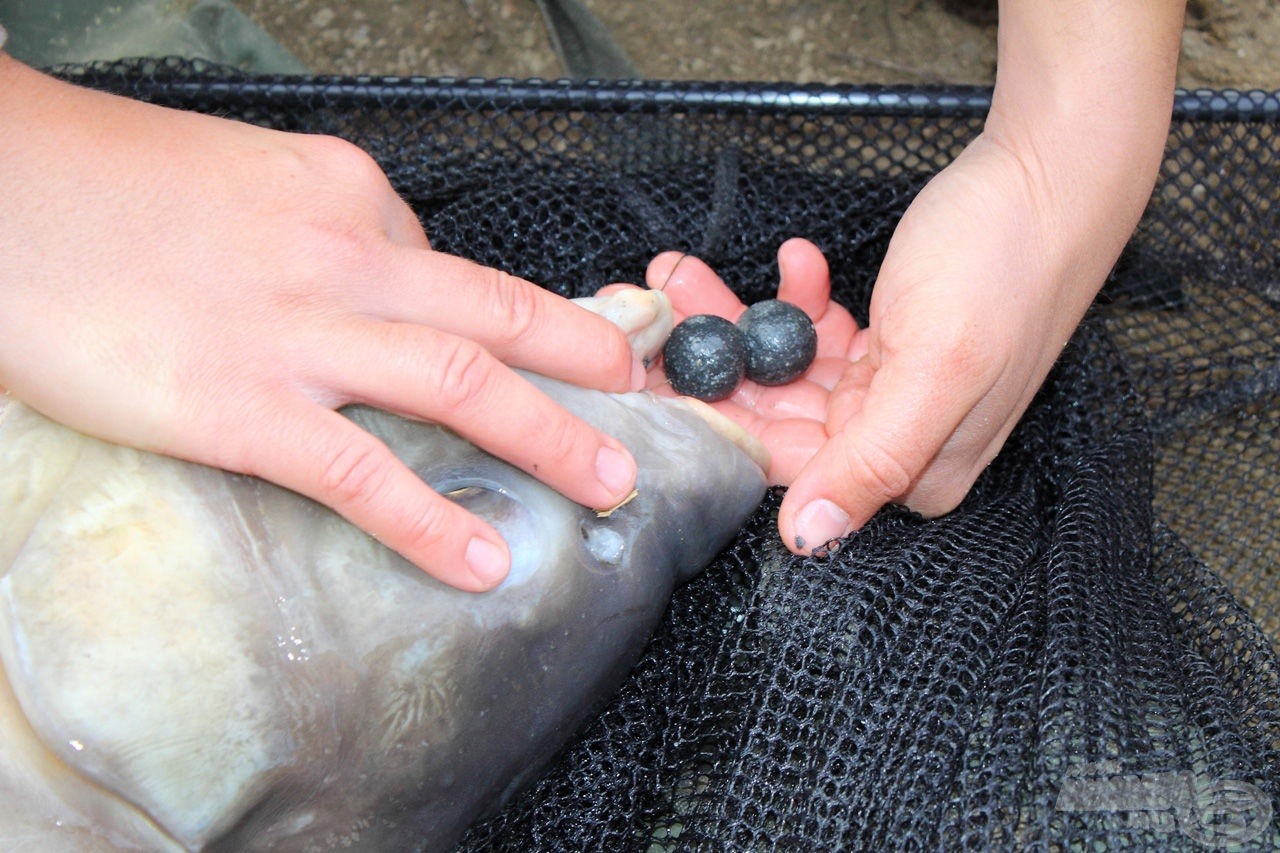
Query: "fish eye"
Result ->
[[440, 483, 518, 521], [438, 478, 539, 587]]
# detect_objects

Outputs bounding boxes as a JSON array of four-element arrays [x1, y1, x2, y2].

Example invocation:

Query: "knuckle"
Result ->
[[482, 271, 543, 349], [907, 477, 971, 518], [202, 393, 287, 476], [426, 339, 497, 413], [318, 435, 390, 508], [293, 224, 373, 286], [917, 311, 1002, 387], [934, 481, 971, 515], [533, 414, 586, 471], [845, 439, 917, 503], [593, 322, 634, 381], [400, 500, 455, 555], [307, 135, 387, 188], [942, 333, 994, 384]]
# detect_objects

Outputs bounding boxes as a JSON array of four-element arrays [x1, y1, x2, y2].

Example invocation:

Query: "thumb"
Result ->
[[777, 352, 973, 554]]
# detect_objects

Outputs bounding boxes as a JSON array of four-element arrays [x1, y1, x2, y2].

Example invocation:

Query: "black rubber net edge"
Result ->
[[47, 56, 1280, 122]]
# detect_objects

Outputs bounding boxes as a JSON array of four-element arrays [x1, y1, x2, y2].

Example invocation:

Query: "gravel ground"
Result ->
[[240, 0, 1280, 89], [7, 2, 1277, 88]]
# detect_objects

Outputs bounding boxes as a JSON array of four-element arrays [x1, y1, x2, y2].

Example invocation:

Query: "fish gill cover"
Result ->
[[52, 60, 1280, 850]]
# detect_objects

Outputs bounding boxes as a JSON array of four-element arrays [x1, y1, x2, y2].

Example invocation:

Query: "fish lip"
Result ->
[[571, 289, 675, 368]]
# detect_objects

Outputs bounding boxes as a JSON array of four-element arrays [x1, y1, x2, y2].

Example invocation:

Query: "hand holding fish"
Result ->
[[0, 54, 644, 591]]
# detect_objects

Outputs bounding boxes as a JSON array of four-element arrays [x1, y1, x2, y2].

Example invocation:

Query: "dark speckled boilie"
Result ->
[[738, 299, 818, 386], [662, 313, 748, 402]]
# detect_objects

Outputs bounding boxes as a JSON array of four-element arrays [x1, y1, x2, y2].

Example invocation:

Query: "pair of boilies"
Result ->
[[662, 300, 817, 402]]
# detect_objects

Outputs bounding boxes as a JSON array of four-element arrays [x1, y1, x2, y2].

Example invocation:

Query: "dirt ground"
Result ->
[[242, 0, 1280, 90]]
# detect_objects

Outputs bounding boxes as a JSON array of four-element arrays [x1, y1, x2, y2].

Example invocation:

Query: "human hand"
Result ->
[[0, 56, 643, 591], [772, 130, 1159, 553], [619, 239, 859, 487], [632, 136, 1149, 555], [768, 0, 1185, 553], [633, 0, 1184, 554]]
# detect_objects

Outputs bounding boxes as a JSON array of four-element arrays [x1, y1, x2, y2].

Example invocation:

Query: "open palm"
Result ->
[[602, 237, 862, 486]]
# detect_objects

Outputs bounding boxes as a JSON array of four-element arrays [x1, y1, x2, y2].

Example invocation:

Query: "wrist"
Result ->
[[978, 2, 1184, 282]]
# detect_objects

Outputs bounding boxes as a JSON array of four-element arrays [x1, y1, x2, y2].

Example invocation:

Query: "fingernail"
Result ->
[[465, 536, 509, 588], [596, 444, 637, 499], [794, 499, 851, 551], [630, 358, 647, 392]]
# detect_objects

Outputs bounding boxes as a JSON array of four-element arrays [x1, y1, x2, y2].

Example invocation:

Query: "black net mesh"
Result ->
[[55, 59, 1280, 850]]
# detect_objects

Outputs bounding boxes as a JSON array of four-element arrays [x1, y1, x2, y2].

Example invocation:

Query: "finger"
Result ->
[[704, 402, 828, 486], [594, 282, 643, 298], [774, 237, 832, 319], [900, 417, 1008, 514], [328, 319, 640, 513], [755, 417, 828, 485], [804, 355, 858, 391], [842, 326, 872, 364], [645, 252, 745, 320], [824, 357, 876, 435], [773, 239, 864, 360], [245, 395, 511, 592], [778, 353, 977, 555], [376, 247, 644, 393], [675, 400, 824, 486], [899, 385, 1032, 516], [643, 366, 676, 395]]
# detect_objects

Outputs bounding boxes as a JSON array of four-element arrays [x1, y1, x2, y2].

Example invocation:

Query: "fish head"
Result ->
[[0, 287, 771, 852]]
